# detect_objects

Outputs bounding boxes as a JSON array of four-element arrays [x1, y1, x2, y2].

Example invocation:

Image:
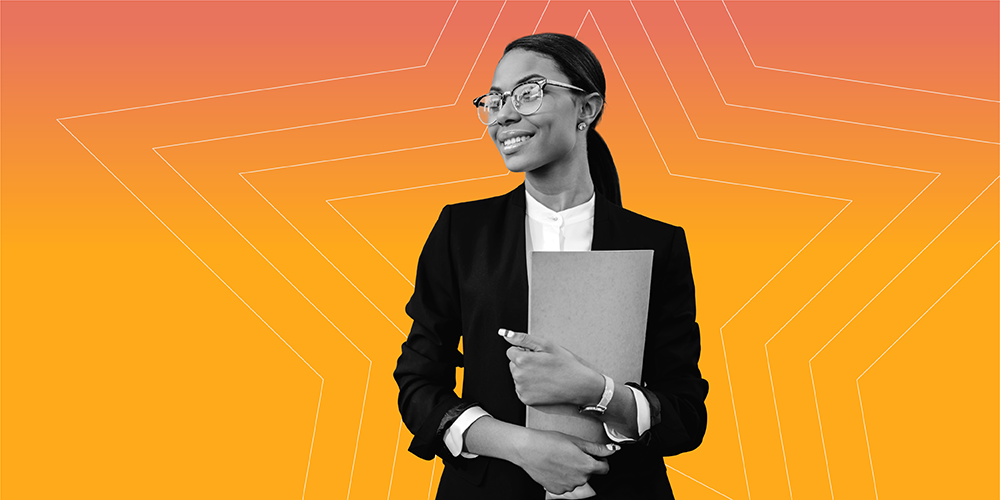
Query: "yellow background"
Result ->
[[2, 1, 997, 499]]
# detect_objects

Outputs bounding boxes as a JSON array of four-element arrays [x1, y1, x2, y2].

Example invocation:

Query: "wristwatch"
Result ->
[[579, 373, 614, 416]]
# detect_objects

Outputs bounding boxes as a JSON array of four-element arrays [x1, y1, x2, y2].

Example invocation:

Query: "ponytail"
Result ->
[[587, 128, 621, 207]]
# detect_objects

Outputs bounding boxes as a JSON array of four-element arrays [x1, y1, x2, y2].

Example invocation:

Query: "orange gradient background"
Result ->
[[2, 1, 998, 499]]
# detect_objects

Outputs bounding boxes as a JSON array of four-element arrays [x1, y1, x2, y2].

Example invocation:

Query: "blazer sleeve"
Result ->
[[631, 226, 709, 456], [393, 205, 478, 463]]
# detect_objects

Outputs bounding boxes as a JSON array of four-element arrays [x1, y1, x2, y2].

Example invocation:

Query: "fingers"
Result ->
[[506, 346, 520, 362], [590, 458, 610, 475], [575, 439, 620, 458], [498, 328, 548, 352], [506, 346, 537, 367], [582, 442, 614, 476]]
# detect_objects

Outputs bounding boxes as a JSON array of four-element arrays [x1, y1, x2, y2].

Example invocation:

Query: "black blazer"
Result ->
[[394, 183, 708, 499]]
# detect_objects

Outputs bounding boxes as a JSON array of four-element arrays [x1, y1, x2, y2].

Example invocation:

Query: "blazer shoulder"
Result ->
[[448, 191, 508, 210], [443, 191, 512, 227], [610, 204, 684, 242]]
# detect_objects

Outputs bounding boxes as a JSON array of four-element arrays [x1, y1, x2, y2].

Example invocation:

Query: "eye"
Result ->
[[482, 94, 503, 110], [515, 83, 542, 102]]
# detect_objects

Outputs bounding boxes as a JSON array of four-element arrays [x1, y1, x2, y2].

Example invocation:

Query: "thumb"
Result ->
[[498, 328, 547, 352], [574, 439, 620, 458]]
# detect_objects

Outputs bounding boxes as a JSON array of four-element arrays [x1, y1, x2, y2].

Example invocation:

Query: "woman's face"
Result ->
[[488, 49, 582, 174]]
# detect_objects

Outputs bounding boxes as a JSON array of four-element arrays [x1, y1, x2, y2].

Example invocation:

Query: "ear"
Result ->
[[577, 92, 604, 127]]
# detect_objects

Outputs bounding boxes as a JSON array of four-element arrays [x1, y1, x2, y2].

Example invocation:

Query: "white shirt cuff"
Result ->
[[443, 406, 491, 458], [603, 385, 651, 443]]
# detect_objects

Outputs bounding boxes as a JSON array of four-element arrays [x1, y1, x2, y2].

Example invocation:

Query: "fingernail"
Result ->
[[498, 328, 507, 336], [606, 444, 620, 451]]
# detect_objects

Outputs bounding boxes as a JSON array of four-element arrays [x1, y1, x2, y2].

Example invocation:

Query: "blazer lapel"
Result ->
[[591, 189, 615, 251], [503, 183, 530, 332]]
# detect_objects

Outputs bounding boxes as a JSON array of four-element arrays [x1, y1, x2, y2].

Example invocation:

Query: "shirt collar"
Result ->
[[525, 188, 596, 226]]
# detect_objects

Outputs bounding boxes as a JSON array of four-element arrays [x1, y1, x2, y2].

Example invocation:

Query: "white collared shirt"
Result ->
[[443, 189, 651, 459]]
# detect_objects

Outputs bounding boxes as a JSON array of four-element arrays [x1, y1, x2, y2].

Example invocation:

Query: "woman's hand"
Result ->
[[511, 428, 618, 495], [500, 328, 604, 406]]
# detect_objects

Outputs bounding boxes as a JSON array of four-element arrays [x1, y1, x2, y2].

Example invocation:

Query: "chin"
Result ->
[[504, 162, 533, 173], [504, 157, 541, 174], [502, 156, 535, 173]]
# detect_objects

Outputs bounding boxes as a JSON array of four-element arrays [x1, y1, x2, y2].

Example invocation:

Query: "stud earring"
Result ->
[[577, 123, 587, 131]]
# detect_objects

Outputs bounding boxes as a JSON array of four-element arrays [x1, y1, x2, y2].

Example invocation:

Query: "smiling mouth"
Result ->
[[501, 134, 533, 152]]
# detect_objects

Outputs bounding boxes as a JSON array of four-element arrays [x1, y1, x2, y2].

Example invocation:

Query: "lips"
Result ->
[[502, 135, 530, 147], [502, 135, 532, 153], [498, 131, 535, 153]]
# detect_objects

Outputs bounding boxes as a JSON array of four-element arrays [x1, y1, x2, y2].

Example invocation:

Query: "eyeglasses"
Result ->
[[472, 78, 587, 126]]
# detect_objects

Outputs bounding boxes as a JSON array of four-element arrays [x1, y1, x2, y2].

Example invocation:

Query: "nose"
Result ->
[[495, 95, 520, 126]]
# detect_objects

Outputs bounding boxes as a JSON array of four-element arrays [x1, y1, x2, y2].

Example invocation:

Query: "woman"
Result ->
[[394, 33, 708, 499]]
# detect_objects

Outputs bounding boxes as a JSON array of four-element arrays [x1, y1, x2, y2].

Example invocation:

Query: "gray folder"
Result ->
[[525, 250, 654, 443]]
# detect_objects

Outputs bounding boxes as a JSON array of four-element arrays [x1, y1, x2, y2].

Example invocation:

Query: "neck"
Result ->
[[524, 145, 594, 212]]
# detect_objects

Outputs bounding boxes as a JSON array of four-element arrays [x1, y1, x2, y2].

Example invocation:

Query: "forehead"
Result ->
[[490, 49, 568, 91]]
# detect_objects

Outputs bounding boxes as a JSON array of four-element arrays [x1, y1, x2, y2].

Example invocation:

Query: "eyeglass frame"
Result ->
[[472, 78, 589, 125]]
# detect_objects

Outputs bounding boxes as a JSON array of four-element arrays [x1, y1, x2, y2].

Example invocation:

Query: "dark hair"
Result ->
[[504, 33, 622, 206]]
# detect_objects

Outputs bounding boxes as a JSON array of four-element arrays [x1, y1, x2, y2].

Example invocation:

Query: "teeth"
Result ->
[[503, 135, 531, 147]]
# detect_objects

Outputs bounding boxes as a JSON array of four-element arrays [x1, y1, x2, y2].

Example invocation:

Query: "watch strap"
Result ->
[[580, 374, 614, 414]]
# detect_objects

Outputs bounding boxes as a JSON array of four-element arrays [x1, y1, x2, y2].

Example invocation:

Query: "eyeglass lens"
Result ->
[[477, 82, 544, 125]]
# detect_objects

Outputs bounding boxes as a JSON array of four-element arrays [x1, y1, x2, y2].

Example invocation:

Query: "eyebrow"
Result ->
[[490, 73, 546, 92]]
